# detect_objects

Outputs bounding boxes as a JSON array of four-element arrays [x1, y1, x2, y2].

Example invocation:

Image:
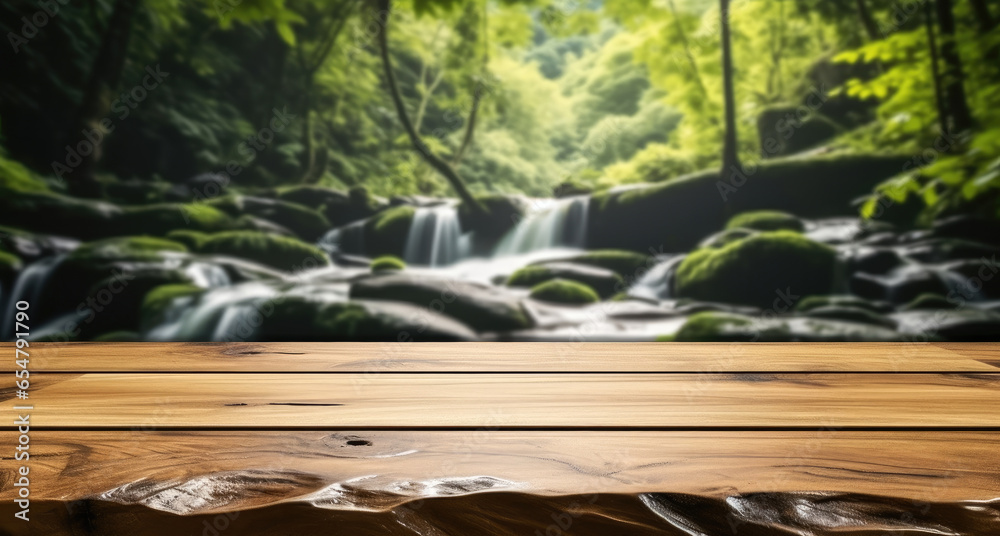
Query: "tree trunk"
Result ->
[[855, 0, 881, 41], [936, 0, 974, 133], [72, 0, 141, 196], [719, 0, 741, 176], [969, 0, 997, 33], [375, 0, 484, 213], [452, 83, 483, 167], [924, 2, 949, 135]]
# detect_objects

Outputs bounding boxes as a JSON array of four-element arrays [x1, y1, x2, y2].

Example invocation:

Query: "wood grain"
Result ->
[[6, 372, 999, 429], [4, 342, 999, 372], [2, 431, 997, 504]]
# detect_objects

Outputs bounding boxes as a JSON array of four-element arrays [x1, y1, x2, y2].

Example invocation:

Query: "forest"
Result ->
[[1, 0, 999, 342]]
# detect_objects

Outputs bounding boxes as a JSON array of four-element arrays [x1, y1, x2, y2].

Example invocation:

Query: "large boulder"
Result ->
[[673, 311, 908, 342], [588, 154, 909, 253], [277, 185, 349, 210], [118, 203, 235, 236], [350, 273, 532, 332], [458, 194, 527, 242], [0, 189, 123, 239], [535, 250, 651, 279], [507, 262, 623, 299], [322, 186, 384, 227], [528, 279, 600, 305], [675, 231, 838, 309]]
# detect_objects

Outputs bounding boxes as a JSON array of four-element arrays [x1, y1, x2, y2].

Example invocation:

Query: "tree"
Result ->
[[719, 0, 740, 177], [71, 0, 141, 196], [374, 0, 484, 213], [855, 0, 880, 41], [924, 2, 948, 134], [935, 0, 974, 133]]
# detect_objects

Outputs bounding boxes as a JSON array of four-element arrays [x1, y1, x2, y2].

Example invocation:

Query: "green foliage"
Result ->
[[166, 230, 211, 250], [529, 278, 601, 304], [371, 255, 407, 271], [726, 210, 804, 232], [676, 231, 837, 308], [0, 150, 51, 193], [196, 231, 330, 271]]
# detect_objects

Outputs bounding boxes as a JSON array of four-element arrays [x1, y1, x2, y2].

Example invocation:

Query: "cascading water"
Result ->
[[628, 254, 686, 301], [494, 196, 589, 256], [404, 205, 466, 267], [2, 254, 65, 339]]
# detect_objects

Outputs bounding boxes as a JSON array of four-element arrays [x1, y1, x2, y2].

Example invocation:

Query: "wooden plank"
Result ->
[[4, 342, 999, 373], [6, 372, 999, 429], [2, 431, 997, 505]]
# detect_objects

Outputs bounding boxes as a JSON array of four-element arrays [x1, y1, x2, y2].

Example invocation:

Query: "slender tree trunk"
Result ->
[[855, 0, 881, 41], [452, 83, 483, 166], [719, 0, 740, 176], [925, 2, 949, 135], [375, 0, 484, 213], [936, 0, 974, 133], [72, 0, 140, 196]]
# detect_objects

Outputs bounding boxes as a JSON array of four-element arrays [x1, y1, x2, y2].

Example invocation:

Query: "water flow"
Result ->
[[403, 205, 465, 267], [629, 254, 686, 301], [494, 196, 589, 256], [2, 254, 65, 340]]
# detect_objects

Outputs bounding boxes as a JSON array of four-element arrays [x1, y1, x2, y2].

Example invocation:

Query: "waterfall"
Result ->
[[494, 196, 590, 256], [629, 254, 686, 301], [403, 205, 465, 267], [2, 254, 65, 340]]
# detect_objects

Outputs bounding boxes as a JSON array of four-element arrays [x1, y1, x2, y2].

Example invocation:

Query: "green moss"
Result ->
[[166, 230, 211, 251], [142, 284, 203, 318], [550, 250, 649, 278], [507, 264, 624, 298], [675, 231, 837, 309], [371, 255, 406, 272], [726, 210, 804, 233], [93, 331, 142, 342], [675, 312, 756, 342], [795, 295, 890, 313], [903, 293, 954, 310], [197, 231, 330, 271], [277, 185, 348, 209], [70, 236, 188, 262], [0, 250, 22, 272], [529, 278, 600, 305], [364, 206, 415, 257], [119, 203, 234, 236], [698, 228, 758, 249], [0, 152, 51, 193]]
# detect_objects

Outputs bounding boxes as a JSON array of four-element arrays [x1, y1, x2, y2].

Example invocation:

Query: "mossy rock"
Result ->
[[196, 231, 330, 272], [363, 206, 415, 258], [351, 273, 532, 332], [698, 228, 758, 249], [756, 105, 842, 158], [902, 293, 954, 311], [726, 210, 804, 233], [118, 203, 235, 236], [507, 263, 623, 299], [371, 255, 406, 272], [588, 154, 910, 254], [0, 152, 52, 193], [795, 295, 892, 314], [69, 236, 188, 262], [538, 250, 649, 279], [277, 186, 349, 210], [674, 311, 907, 342], [252, 296, 476, 341], [104, 180, 170, 205], [141, 284, 203, 330], [166, 230, 211, 251], [676, 231, 837, 309], [801, 306, 897, 329], [0, 189, 123, 239], [529, 279, 600, 305], [208, 196, 330, 241]]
